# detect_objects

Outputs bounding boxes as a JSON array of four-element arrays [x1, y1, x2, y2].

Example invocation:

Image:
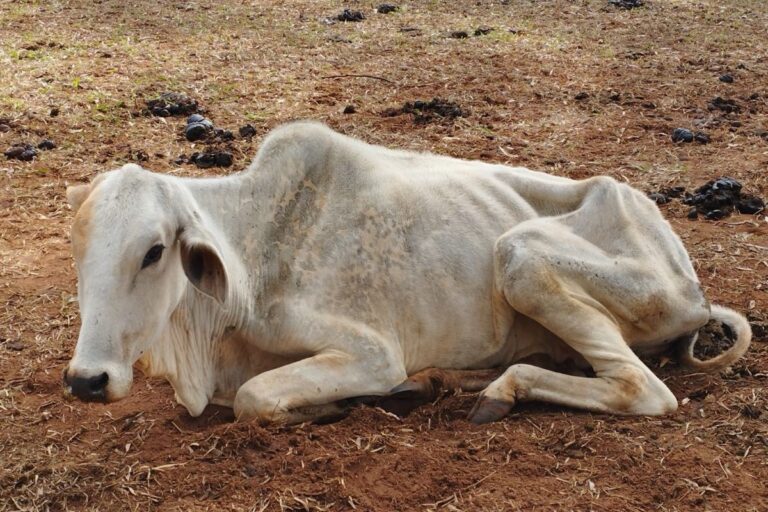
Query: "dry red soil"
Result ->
[[1, 1, 767, 510]]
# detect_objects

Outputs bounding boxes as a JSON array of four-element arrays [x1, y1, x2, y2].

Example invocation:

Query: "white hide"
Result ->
[[65, 122, 751, 422]]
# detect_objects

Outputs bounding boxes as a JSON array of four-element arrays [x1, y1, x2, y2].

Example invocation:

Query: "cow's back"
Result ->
[[249, 124, 702, 372], [269, 131, 583, 371]]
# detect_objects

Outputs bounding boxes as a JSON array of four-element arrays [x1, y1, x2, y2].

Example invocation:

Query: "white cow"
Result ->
[[64, 121, 751, 424]]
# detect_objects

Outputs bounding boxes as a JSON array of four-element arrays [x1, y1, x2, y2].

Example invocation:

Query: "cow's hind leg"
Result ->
[[390, 368, 504, 400], [470, 222, 680, 423]]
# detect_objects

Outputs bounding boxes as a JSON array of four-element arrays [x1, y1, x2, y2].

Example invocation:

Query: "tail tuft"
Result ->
[[678, 305, 751, 371]]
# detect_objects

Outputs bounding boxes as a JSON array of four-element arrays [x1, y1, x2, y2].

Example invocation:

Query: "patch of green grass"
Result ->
[[8, 48, 46, 60], [0, 96, 26, 111]]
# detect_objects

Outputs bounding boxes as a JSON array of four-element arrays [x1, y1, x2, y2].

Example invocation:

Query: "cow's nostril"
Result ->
[[68, 372, 110, 402], [90, 372, 109, 392]]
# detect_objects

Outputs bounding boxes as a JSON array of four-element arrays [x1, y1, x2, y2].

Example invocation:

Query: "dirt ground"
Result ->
[[1, 0, 767, 510]]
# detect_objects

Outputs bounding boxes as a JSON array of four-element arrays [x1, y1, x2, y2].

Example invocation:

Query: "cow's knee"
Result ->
[[608, 365, 677, 415], [494, 231, 561, 318]]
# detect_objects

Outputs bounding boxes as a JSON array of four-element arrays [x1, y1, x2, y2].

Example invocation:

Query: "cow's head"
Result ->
[[63, 164, 228, 403]]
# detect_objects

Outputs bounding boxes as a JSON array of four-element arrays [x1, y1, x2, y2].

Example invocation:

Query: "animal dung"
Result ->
[[671, 128, 709, 144], [145, 92, 199, 117], [4, 143, 38, 161], [650, 178, 764, 220]]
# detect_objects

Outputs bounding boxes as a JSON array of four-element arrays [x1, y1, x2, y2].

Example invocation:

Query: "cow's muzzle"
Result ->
[[63, 367, 109, 402]]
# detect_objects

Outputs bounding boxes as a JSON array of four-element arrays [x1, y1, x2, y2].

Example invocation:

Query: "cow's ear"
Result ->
[[66, 184, 92, 214], [179, 227, 228, 304]]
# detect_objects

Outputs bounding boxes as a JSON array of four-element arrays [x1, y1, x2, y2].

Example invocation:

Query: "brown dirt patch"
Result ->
[[2, 1, 767, 511]]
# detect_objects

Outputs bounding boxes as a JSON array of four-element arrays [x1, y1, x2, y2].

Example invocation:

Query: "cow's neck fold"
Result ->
[[139, 284, 249, 416]]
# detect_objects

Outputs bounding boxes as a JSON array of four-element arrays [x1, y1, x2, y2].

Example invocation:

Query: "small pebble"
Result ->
[[450, 31, 469, 39], [474, 27, 493, 36], [719, 74, 734, 83], [6, 341, 25, 351], [574, 92, 589, 101]]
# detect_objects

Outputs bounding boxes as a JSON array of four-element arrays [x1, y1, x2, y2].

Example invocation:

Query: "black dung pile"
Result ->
[[383, 98, 464, 124], [683, 177, 764, 220], [377, 4, 398, 14], [337, 9, 365, 22], [4, 143, 37, 161], [608, 0, 644, 9], [649, 177, 764, 220], [146, 92, 199, 117]]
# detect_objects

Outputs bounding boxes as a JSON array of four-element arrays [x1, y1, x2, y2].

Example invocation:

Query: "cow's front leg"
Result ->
[[234, 316, 406, 424]]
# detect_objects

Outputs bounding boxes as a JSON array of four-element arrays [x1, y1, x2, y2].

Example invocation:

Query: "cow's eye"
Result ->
[[142, 244, 165, 269]]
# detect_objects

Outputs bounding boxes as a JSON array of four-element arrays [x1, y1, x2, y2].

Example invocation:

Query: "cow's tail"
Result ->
[[678, 305, 751, 371]]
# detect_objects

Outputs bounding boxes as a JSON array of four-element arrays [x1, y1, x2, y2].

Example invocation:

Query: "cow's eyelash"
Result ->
[[141, 244, 165, 269]]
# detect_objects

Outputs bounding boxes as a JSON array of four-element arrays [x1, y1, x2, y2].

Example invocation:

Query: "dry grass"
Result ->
[[1, 0, 767, 510]]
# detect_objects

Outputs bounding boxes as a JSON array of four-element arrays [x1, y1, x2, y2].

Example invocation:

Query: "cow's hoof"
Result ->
[[468, 395, 513, 424], [389, 379, 434, 400], [389, 371, 443, 401]]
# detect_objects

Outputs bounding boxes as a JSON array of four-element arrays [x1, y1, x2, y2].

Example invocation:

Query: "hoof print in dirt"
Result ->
[[4, 143, 38, 161], [708, 96, 740, 114], [474, 27, 494, 36], [608, 0, 644, 9], [239, 124, 257, 138], [37, 139, 56, 150], [671, 128, 709, 144], [191, 151, 233, 169], [682, 177, 765, 219], [384, 98, 464, 124], [719, 74, 734, 83], [337, 9, 365, 22], [377, 4, 398, 14], [449, 31, 469, 39], [146, 92, 199, 117]]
